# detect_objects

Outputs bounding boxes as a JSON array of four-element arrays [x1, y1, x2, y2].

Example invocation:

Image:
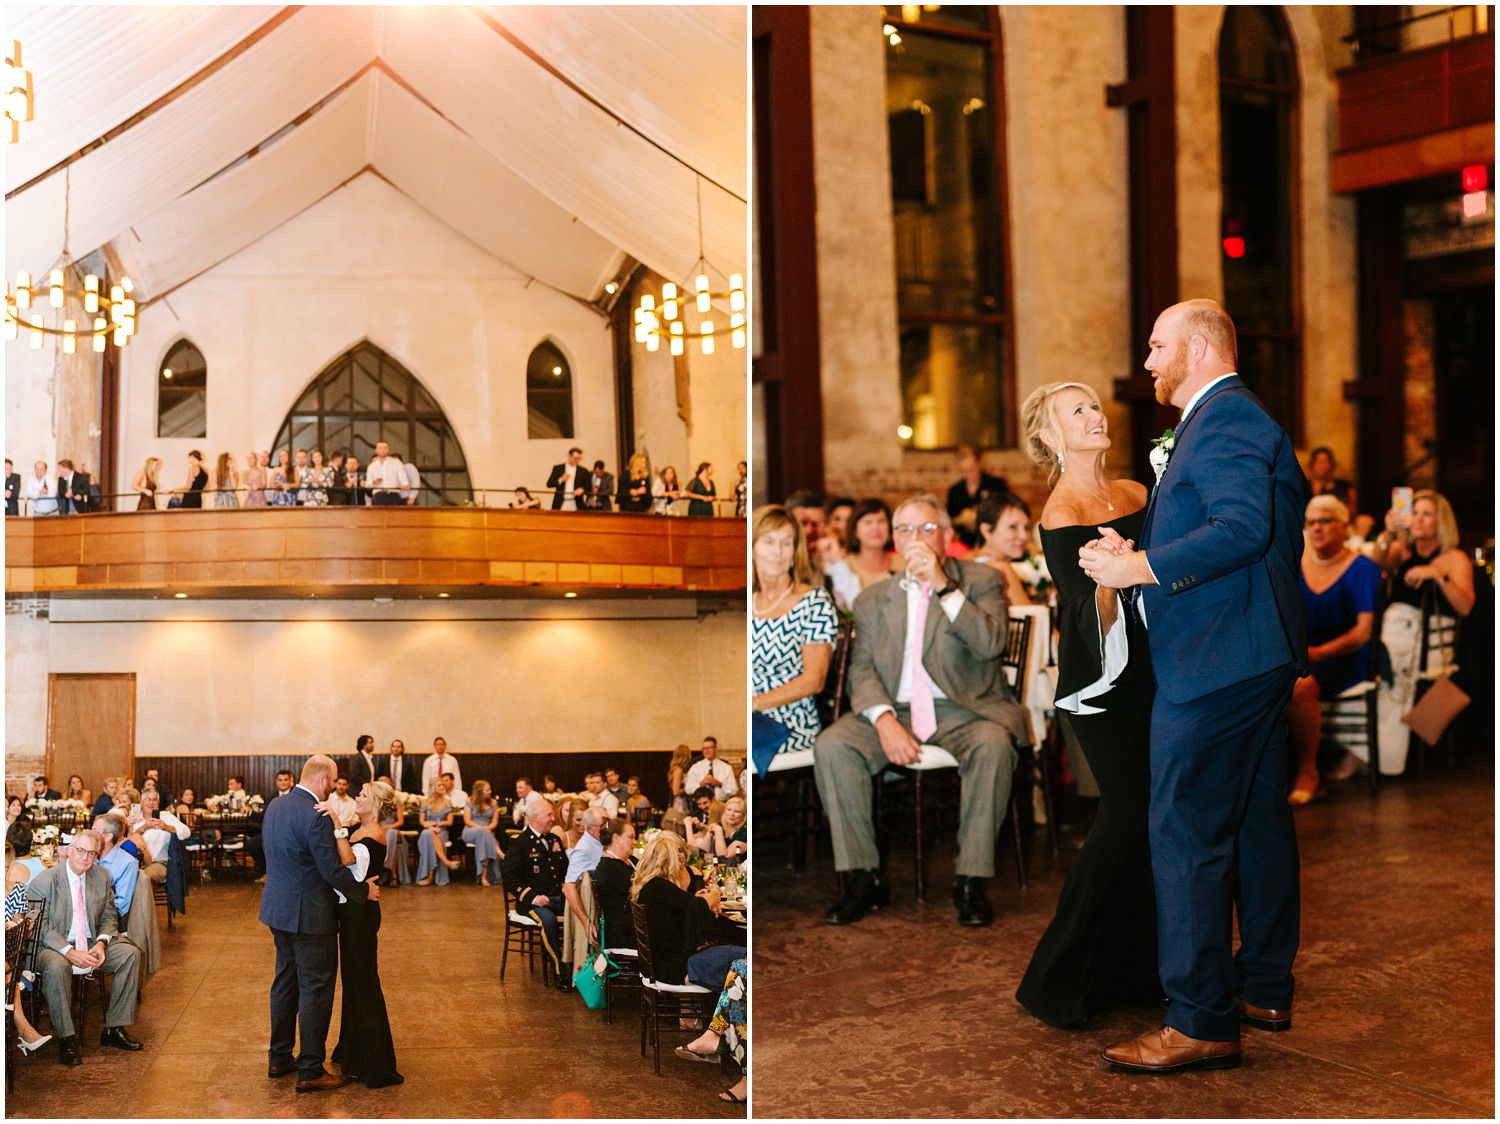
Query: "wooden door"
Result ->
[[46, 674, 135, 793]]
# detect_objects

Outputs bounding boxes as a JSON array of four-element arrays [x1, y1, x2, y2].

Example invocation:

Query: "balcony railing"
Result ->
[[5, 507, 746, 597]]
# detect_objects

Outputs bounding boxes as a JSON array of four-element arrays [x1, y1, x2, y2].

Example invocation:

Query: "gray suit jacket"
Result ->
[[28, 861, 125, 956], [847, 558, 1031, 748]]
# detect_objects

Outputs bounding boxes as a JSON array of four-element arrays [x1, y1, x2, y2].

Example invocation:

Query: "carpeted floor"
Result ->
[[6, 874, 745, 1118], [752, 752, 1495, 1118]]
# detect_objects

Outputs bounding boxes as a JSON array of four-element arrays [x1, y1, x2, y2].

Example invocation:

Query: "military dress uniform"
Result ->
[[502, 827, 569, 983]]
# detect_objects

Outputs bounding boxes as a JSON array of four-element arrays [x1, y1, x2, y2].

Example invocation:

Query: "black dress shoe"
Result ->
[[954, 876, 994, 927], [554, 973, 574, 992], [268, 1061, 297, 1078], [58, 1036, 82, 1066], [824, 869, 890, 925], [100, 1026, 143, 1051]]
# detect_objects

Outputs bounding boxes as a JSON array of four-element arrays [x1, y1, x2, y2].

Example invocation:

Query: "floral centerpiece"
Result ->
[[1011, 551, 1053, 601], [24, 797, 88, 814], [32, 824, 60, 845], [393, 790, 424, 815], [204, 791, 264, 813]]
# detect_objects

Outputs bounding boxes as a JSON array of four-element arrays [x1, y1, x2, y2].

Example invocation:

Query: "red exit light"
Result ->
[[1462, 165, 1487, 193], [1222, 236, 1246, 259]]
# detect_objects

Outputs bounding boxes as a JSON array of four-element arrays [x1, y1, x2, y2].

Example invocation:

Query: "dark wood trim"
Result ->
[[752, 6, 823, 501], [1113, 6, 1179, 481], [100, 331, 119, 505], [611, 273, 636, 477]]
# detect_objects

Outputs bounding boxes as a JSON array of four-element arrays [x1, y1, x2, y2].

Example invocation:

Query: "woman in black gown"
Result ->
[[1013, 381, 1162, 1028], [329, 780, 403, 1087]]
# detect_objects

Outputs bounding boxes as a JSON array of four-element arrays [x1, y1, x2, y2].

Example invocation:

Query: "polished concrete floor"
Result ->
[[7, 876, 745, 1118], [754, 754, 1495, 1119]]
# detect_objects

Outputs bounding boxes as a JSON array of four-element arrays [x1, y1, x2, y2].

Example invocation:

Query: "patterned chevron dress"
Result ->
[[752, 587, 838, 754]]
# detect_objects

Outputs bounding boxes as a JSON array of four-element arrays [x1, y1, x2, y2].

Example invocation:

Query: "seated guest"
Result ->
[[686, 795, 747, 861], [29, 776, 60, 802], [558, 797, 589, 850], [511, 486, 541, 509], [501, 801, 570, 989], [461, 781, 503, 887], [64, 775, 93, 810], [6, 795, 25, 826], [541, 774, 559, 795], [691, 786, 725, 829], [222, 775, 253, 810], [677, 958, 749, 1105], [174, 787, 196, 821], [440, 773, 468, 811], [630, 833, 744, 1000], [624, 776, 653, 829], [945, 442, 1009, 550], [814, 493, 1028, 928], [604, 768, 629, 808], [593, 818, 637, 951], [25, 827, 145, 1064], [825, 498, 901, 612], [512, 776, 547, 826], [970, 492, 1041, 608], [584, 772, 620, 819], [562, 809, 605, 943], [6, 823, 43, 887], [684, 736, 738, 798], [325, 776, 358, 826], [92, 814, 143, 917], [141, 768, 173, 810], [5, 839, 53, 1054], [113, 787, 140, 817], [92, 777, 120, 818], [128, 789, 191, 883], [414, 784, 459, 886]]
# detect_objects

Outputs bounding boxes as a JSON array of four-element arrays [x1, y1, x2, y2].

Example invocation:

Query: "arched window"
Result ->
[[526, 340, 574, 439], [157, 339, 207, 439], [883, 5, 1013, 450], [1219, 6, 1301, 435], [271, 341, 473, 506]]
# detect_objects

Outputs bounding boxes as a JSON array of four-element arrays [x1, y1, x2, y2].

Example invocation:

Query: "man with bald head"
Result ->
[[1081, 299, 1307, 1073], [502, 799, 571, 990], [259, 754, 380, 1092]]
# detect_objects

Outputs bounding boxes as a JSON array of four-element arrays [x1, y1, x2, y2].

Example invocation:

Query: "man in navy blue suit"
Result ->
[[1082, 299, 1307, 1073], [259, 754, 379, 1092]]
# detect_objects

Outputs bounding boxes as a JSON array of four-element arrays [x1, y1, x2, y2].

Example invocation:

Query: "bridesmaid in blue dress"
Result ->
[[461, 781, 503, 887], [414, 788, 458, 886]]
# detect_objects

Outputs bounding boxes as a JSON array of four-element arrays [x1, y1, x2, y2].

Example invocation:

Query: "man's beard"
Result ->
[[1153, 347, 1189, 406]]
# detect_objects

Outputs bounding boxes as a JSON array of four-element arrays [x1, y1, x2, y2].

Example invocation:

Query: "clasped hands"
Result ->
[[64, 941, 107, 970], [1078, 526, 1153, 591]]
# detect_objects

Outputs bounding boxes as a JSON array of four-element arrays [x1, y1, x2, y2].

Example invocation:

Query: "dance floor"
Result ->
[[6, 878, 745, 1118], [754, 752, 1495, 1119]]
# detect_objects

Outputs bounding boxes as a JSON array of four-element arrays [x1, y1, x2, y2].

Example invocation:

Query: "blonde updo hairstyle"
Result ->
[[364, 780, 400, 824], [1021, 381, 1106, 488]]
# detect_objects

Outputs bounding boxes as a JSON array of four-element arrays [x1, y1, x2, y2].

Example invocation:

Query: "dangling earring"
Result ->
[[1057, 450, 1066, 474]]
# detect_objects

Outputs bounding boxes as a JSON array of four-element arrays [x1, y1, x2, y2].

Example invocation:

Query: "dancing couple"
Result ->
[[259, 754, 403, 1091], [1015, 299, 1308, 1072]]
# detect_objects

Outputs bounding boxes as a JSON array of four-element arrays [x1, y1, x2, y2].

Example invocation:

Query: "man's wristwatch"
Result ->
[[933, 582, 958, 599], [332, 827, 349, 839]]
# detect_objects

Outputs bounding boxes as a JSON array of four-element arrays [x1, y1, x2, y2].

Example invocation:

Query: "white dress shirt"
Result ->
[[364, 455, 406, 494], [684, 758, 739, 798], [420, 752, 463, 795], [513, 790, 547, 824], [560, 464, 579, 511], [861, 579, 965, 728], [326, 793, 357, 826], [23, 473, 56, 515], [588, 791, 620, 819], [133, 808, 191, 864]]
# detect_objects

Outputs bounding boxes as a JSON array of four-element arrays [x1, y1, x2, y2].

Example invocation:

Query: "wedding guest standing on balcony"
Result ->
[[4, 458, 18, 516], [687, 462, 717, 516], [303, 449, 332, 507], [735, 461, 748, 518], [326, 451, 347, 505], [343, 456, 367, 506], [652, 465, 685, 515], [57, 460, 89, 514], [618, 453, 652, 512], [214, 452, 241, 508], [547, 446, 587, 511], [242, 452, 267, 508], [176, 450, 209, 509], [270, 449, 296, 507], [23, 460, 57, 515], [365, 441, 406, 507], [585, 460, 613, 511], [400, 458, 420, 506], [293, 449, 311, 504]]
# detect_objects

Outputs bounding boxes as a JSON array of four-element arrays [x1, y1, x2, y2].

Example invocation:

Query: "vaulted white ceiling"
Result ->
[[3, 5, 747, 308]]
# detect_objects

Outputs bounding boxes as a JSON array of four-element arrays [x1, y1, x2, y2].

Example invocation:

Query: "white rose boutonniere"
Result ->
[[1148, 427, 1176, 484]]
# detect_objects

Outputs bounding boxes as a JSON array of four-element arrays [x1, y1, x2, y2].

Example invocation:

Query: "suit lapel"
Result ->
[[880, 580, 909, 692], [1141, 376, 1243, 548]]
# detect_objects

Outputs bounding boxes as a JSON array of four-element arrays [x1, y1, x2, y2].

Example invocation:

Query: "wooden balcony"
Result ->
[[1334, 33, 1495, 193], [5, 508, 746, 598]]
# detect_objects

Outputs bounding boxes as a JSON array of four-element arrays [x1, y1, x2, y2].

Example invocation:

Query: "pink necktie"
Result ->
[[909, 585, 938, 743], [72, 873, 89, 951]]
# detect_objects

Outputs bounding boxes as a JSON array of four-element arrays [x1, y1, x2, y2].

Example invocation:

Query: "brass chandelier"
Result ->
[[633, 178, 746, 356]]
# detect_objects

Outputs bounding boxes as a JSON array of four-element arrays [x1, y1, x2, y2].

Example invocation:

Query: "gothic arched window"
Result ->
[[1219, 6, 1302, 435], [157, 339, 207, 439], [271, 341, 473, 506], [526, 340, 575, 439]]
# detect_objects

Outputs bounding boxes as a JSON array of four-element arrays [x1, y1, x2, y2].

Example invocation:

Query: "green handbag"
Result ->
[[573, 947, 620, 1009]]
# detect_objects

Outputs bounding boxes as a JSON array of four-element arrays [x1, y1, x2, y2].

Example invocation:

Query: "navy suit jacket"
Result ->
[[257, 785, 366, 934], [1139, 377, 1308, 705]]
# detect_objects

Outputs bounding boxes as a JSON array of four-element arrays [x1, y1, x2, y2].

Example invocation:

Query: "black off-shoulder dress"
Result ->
[[1014, 509, 1162, 1028]]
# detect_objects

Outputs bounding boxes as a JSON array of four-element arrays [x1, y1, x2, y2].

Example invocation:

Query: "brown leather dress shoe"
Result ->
[[268, 1061, 297, 1078], [295, 1070, 351, 1093], [1238, 999, 1292, 1032], [1102, 1026, 1241, 1073]]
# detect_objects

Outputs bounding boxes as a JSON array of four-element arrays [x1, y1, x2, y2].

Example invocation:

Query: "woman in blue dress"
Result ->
[[414, 786, 458, 886], [750, 504, 838, 763], [461, 781, 502, 887], [1286, 495, 1383, 803]]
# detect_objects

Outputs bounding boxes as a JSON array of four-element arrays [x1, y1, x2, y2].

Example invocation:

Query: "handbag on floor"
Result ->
[[573, 947, 619, 1010]]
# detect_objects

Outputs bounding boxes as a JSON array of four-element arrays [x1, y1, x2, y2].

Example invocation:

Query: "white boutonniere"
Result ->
[[1148, 427, 1176, 484]]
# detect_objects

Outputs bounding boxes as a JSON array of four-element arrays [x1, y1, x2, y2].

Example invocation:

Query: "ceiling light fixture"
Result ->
[[633, 177, 746, 357], [5, 168, 138, 351], [5, 40, 33, 144]]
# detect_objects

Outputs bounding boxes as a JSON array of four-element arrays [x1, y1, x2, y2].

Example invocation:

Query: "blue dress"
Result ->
[[1300, 555, 1382, 696], [752, 588, 838, 755], [415, 806, 452, 884], [461, 804, 501, 882]]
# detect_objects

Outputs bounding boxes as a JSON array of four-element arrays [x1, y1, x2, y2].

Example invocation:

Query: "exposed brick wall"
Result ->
[[824, 449, 1059, 521]]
